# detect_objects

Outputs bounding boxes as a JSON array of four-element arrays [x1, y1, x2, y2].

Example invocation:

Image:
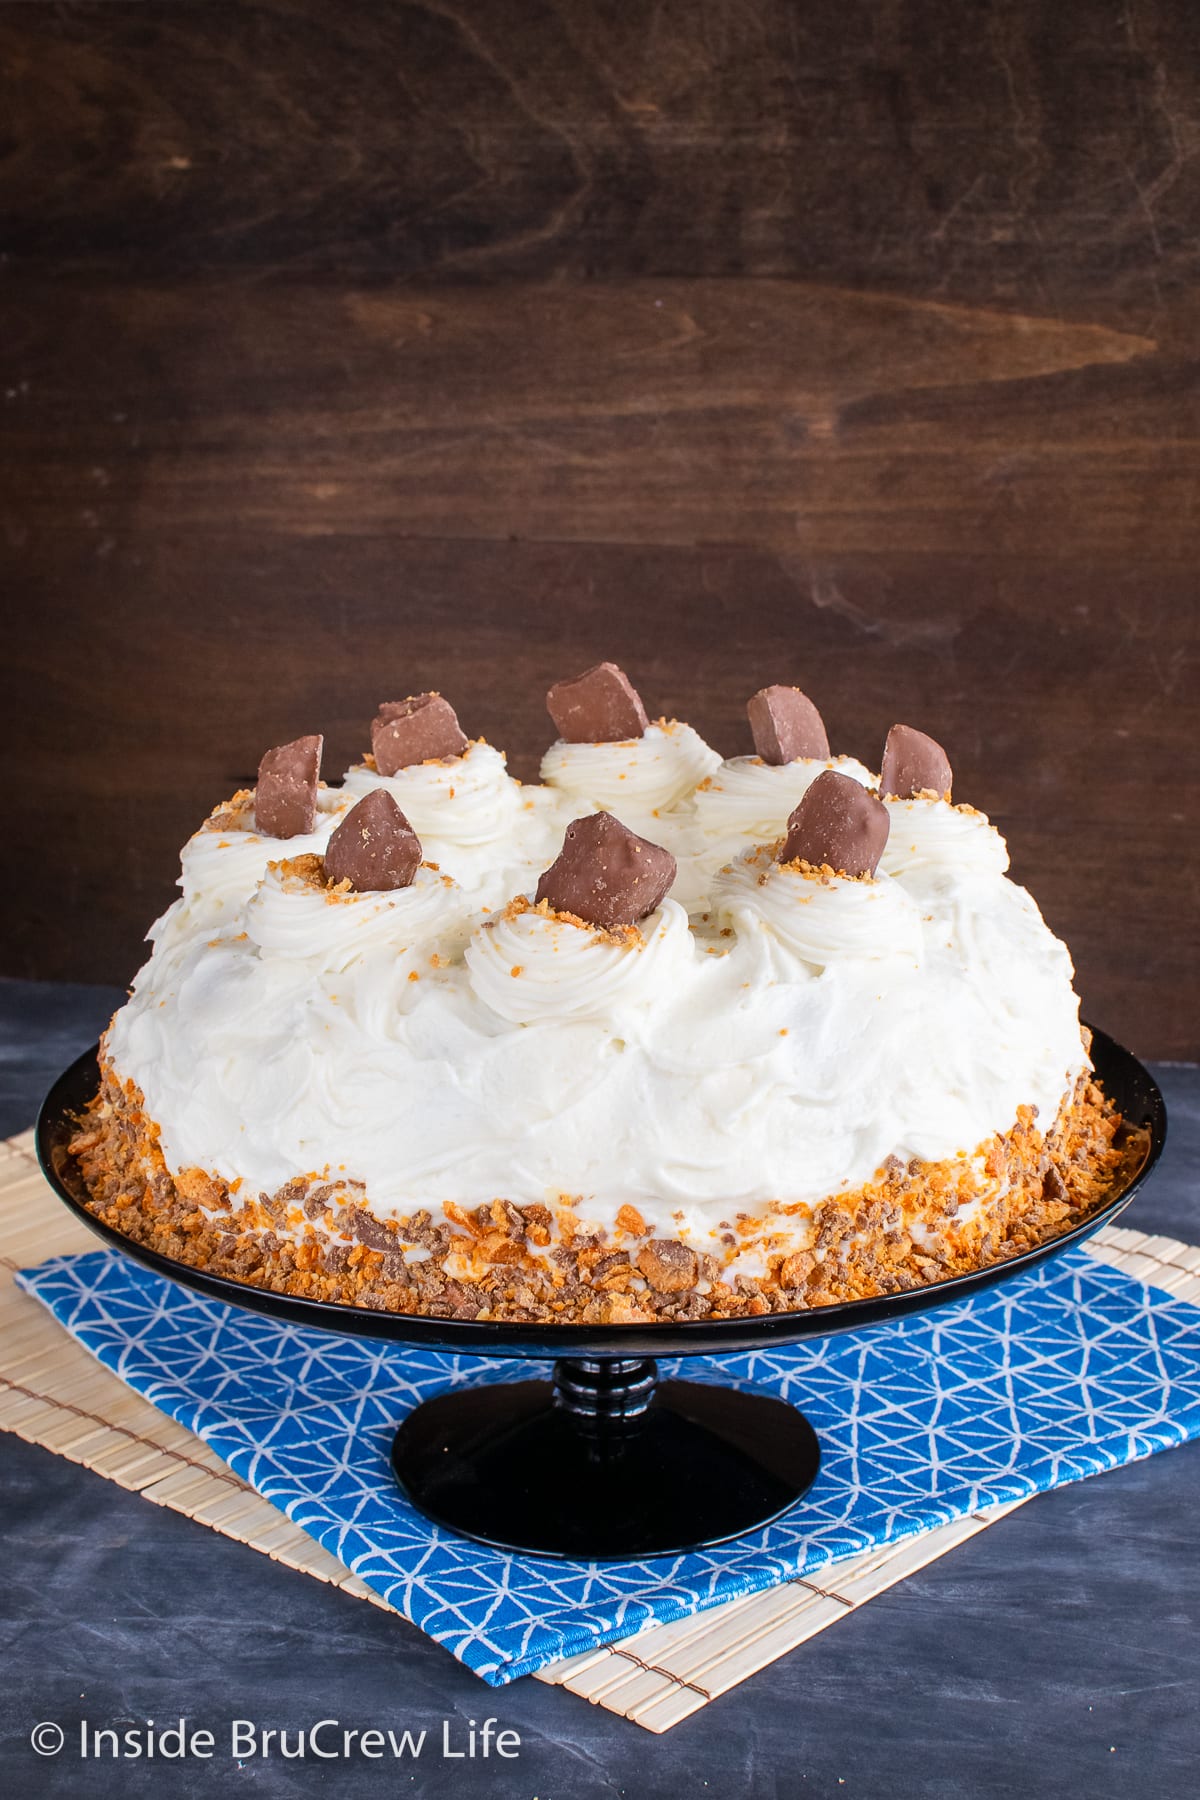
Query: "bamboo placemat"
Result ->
[[3, 1128, 1197, 1732]]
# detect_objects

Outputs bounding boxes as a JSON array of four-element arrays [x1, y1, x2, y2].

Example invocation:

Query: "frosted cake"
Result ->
[[68, 666, 1134, 1323]]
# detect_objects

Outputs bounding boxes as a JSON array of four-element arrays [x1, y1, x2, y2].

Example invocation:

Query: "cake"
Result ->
[[68, 667, 1136, 1325]]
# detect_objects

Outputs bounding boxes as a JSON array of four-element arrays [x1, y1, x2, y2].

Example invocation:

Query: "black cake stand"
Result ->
[[37, 1029, 1166, 1560]]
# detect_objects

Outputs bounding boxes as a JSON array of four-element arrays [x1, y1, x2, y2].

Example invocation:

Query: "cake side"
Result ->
[[67, 1051, 1135, 1324]]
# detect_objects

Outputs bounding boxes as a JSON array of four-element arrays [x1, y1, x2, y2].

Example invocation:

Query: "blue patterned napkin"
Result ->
[[17, 1246, 1200, 1685]]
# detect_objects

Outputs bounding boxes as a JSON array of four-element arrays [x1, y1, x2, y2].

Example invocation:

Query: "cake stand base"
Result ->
[[390, 1357, 821, 1558]]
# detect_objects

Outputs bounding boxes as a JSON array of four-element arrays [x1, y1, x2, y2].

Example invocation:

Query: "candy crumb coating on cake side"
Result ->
[[66, 675, 1147, 1323], [67, 1050, 1142, 1325]]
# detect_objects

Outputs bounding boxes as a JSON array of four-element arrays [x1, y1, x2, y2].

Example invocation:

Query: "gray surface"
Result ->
[[1, 977, 1197, 1799]]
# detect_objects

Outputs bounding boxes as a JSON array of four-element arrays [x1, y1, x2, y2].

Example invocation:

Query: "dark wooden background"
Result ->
[[2, 1, 1197, 1054]]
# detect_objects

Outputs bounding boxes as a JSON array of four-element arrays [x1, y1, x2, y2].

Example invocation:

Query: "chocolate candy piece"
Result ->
[[880, 724, 953, 801], [535, 813, 676, 929], [545, 662, 649, 743], [255, 735, 323, 838], [636, 1239, 699, 1293], [747, 685, 830, 764], [779, 769, 889, 877], [371, 693, 468, 774], [324, 790, 422, 892]]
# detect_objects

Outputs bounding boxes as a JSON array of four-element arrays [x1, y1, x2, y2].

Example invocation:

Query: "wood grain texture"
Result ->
[[7, 277, 1195, 559], [2, 0, 1199, 325], [1, 0, 1197, 1053]]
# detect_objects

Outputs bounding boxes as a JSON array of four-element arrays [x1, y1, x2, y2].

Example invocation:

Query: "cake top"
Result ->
[[106, 667, 1083, 1237]]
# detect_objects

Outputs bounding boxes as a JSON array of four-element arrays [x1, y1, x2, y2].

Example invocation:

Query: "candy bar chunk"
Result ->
[[255, 735, 323, 838], [545, 662, 649, 743], [747, 685, 830, 764], [779, 769, 889, 878], [880, 724, 953, 801], [324, 790, 422, 892], [636, 1239, 698, 1293], [535, 813, 676, 930], [371, 693, 468, 774]]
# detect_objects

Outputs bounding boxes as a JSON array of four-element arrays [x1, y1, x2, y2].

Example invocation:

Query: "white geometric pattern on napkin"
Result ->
[[16, 1247, 1200, 1685]]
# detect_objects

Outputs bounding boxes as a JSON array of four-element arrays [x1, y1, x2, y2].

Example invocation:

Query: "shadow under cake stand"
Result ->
[[37, 1029, 1166, 1560]]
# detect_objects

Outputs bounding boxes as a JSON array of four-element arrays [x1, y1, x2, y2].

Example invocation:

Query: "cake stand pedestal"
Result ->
[[38, 1028, 1165, 1561], [391, 1355, 821, 1557]]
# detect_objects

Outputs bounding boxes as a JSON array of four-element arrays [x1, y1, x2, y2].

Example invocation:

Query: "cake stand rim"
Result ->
[[33, 1027, 1168, 1359]]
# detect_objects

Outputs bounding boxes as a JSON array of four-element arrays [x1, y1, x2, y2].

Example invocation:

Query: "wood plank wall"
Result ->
[[1, 1, 1197, 1053]]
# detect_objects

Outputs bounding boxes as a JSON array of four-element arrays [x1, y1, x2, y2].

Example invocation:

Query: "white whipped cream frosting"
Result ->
[[710, 850, 925, 970], [152, 787, 353, 951], [245, 861, 472, 974], [343, 740, 564, 911], [687, 753, 876, 842], [881, 796, 1010, 884], [667, 753, 877, 912], [465, 900, 694, 1026], [540, 720, 722, 820], [106, 730, 1087, 1247]]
